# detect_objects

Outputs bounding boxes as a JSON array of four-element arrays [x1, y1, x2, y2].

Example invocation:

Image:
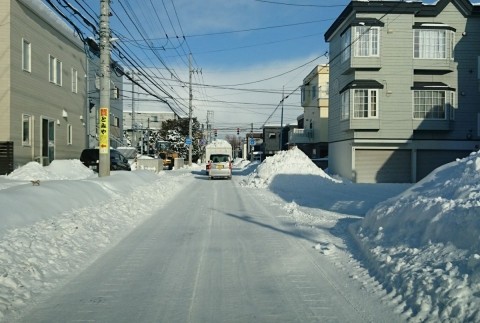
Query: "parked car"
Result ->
[[207, 154, 232, 179], [80, 148, 131, 172]]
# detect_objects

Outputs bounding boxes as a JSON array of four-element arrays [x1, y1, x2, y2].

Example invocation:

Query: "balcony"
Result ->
[[413, 58, 456, 73], [289, 128, 313, 144]]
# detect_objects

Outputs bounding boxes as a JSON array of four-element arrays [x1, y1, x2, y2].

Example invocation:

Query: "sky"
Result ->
[[42, 0, 348, 137], [0, 148, 479, 321]]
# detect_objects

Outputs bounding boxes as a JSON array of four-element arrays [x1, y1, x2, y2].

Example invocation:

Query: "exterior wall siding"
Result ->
[[4, 0, 88, 167], [326, 0, 480, 183], [0, 0, 12, 141], [328, 140, 352, 179]]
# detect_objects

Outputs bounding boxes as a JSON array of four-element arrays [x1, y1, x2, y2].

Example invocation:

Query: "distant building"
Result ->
[[289, 64, 329, 159], [262, 125, 286, 157], [123, 111, 176, 131], [325, 0, 480, 183]]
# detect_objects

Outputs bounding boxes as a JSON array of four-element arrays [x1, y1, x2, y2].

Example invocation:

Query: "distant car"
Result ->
[[208, 154, 232, 179], [80, 148, 131, 172]]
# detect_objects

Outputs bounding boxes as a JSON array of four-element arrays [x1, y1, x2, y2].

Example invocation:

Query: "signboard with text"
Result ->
[[99, 107, 109, 154]]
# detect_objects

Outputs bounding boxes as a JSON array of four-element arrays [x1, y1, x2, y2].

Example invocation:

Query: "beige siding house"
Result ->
[[290, 64, 329, 159], [0, 0, 87, 170], [325, 0, 480, 183]]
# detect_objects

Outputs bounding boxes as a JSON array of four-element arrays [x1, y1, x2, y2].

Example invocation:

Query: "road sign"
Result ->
[[185, 137, 192, 145], [249, 138, 256, 145]]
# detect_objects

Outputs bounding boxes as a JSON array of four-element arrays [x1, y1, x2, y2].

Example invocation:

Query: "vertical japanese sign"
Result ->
[[99, 107, 109, 154]]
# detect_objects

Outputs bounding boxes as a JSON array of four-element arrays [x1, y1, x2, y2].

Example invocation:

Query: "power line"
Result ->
[[255, 0, 347, 8]]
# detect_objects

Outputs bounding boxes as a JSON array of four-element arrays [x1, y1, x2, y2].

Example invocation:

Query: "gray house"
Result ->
[[0, 0, 87, 170], [325, 0, 480, 183]]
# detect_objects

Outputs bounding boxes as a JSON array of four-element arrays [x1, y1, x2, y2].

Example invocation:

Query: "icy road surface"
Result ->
[[18, 171, 402, 322]]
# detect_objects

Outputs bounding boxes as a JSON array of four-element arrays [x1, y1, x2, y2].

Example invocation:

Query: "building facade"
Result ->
[[290, 64, 329, 159], [0, 0, 87, 169], [325, 0, 480, 183]]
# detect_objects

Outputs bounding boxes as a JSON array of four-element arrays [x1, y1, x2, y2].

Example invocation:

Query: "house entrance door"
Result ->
[[42, 118, 55, 164]]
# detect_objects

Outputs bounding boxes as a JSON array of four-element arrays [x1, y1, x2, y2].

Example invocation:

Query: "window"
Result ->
[[341, 29, 351, 62], [311, 85, 317, 100], [353, 89, 378, 118], [448, 92, 456, 120], [112, 86, 120, 99], [113, 116, 120, 127], [413, 90, 447, 119], [67, 124, 73, 145], [301, 85, 307, 104], [268, 132, 276, 139], [22, 39, 31, 72], [341, 91, 350, 120], [354, 26, 380, 57], [71, 68, 78, 93], [49, 55, 62, 85], [56, 59, 62, 85], [22, 114, 32, 146], [414, 29, 454, 59]]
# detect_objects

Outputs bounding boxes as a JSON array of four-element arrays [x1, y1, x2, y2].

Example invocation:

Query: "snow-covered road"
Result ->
[[16, 171, 402, 323]]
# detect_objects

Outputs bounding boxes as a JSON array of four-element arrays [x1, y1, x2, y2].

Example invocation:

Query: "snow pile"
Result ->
[[206, 139, 231, 148], [354, 151, 480, 322], [243, 147, 339, 188], [7, 160, 96, 181], [0, 161, 193, 320]]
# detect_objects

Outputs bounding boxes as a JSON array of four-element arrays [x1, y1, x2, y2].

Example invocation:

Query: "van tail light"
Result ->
[[229, 161, 232, 170]]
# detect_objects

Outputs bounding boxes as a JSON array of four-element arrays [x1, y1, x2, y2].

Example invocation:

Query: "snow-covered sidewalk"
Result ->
[[0, 162, 194, 320]]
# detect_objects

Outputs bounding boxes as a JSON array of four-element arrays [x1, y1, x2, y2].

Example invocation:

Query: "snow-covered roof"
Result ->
[[206, 139, 232, 148], [18, 0, 84, 48]]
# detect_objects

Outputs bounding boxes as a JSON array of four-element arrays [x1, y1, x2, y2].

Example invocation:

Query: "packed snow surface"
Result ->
[[0, 147, 479, 322]]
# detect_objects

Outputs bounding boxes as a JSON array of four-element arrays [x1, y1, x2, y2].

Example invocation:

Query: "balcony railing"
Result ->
[[289, 128, 313, 144]]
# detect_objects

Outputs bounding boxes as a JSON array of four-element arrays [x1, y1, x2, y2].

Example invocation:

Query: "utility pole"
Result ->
[[188, 54, 202, 166], [131, 70, 136, 148], [207, 110, 214, 143], [98, 0, 111, 177], [280, 86, 284, 151], [188, 53, 193, 166]]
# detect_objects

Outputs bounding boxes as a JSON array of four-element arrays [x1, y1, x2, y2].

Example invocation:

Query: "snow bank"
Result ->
[[7, 160, 95, 181], [242, 147, 339, 188], [359, 150, 480, 251], [354, 150, 480, 322], [0, 161, 192, 320]]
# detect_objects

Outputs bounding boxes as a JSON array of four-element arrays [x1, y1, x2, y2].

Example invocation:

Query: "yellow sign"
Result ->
[[99, 107, 109, 154]]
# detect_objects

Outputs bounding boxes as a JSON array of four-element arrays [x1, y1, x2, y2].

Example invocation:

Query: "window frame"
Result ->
[[353, 26, 380, 57], [311, 85, 317, 100], [71, 67, 78, 93], [49, 55, 62, 86], [22, 39, 31, 72], [67, 123, 73, 145], [341, 90, 350, 120], [22, 114, 32, 146], [412, 90, 449, 120], [353, 89, 379, 119], [413, 28, 455, 60], [341, 28, 351, 63]]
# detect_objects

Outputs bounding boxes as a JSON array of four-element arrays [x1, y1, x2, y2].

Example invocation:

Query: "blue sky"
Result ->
[[47, 0, 349, 134]]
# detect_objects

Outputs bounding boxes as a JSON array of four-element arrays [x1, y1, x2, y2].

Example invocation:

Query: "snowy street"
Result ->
[[1, 147, 480, 322], [16, 171, 401, 322]]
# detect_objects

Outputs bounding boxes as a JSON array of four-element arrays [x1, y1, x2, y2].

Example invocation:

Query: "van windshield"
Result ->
[[211, 155, 229, 163]]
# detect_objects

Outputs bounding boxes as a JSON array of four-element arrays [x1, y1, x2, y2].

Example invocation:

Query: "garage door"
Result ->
[[355, 149, 411, 183], [417, 150, 471, 181]]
